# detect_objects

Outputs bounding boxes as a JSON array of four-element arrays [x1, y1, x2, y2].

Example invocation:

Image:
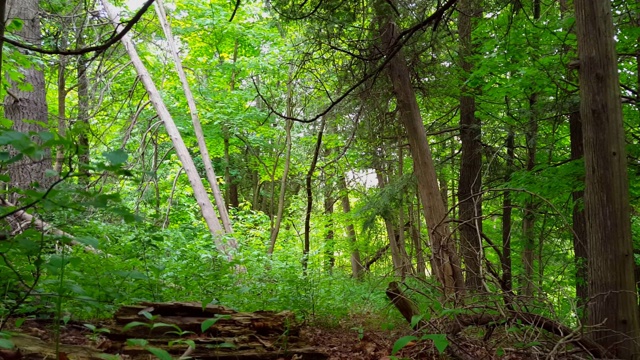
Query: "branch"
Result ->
[[254, 0, 459, 123], [2, 0, 155, 55]]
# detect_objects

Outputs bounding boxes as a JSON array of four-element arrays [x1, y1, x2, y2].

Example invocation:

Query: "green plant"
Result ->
[[83, 323, 110, 342]]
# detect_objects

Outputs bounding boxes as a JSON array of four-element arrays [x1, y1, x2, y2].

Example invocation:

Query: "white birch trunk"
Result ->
[[154, 0, 233, 233], [101, 0, 235, 255]]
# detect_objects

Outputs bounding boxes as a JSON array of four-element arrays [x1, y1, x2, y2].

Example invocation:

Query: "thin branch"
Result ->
[[3, 0, 155, 55]]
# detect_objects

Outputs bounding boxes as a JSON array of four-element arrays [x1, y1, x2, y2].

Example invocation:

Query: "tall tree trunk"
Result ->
[[154, 0, 232, 233], [502, 130, 514, 298], [559, 0, 588, 309], [268, 65, 295, 254], [54, 54, 67, 173], [378, 2, 464, 295], [574, 0, 640, 357], [303, 118, 325, 272], [409, 204, 426, 278], [457, 0, 483, 292], [376, 169, 409, 278], [339, 175, 363, 279], [77, 54, 90, 170], [102, 0, 235, 255], [521, 0, 541, 299], [5, 0, 54, 193], [323, 178, 335, 272], [268, 120, 292, 254], [224, 39, 240, 209]]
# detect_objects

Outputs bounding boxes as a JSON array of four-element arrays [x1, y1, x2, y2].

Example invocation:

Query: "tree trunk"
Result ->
[[268, 66, 295, 254], [54, 53, 67, 174], [502, 130, 514, 298], [559, 0, 588, 310], [339, 175, 363, 279], [224, 39, 240, 209], [376, 169, 409, 279], [154, 0, 232, 233], [102, 0, 235, 256], [303, 118, 325, 272], [5, 0, 54, 193], [268, 120, 292, 254], [77, 54, 90, 170], [323, 178, 335, 272], [457, 0, 483, 292], [574, 0, 640, 357], [409, 204, 426, 278], [521, 1, 541, 299], [378, 4, 464, 295]]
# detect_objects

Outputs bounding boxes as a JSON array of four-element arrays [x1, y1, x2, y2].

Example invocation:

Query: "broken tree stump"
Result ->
[[106, 301, 327, 360]]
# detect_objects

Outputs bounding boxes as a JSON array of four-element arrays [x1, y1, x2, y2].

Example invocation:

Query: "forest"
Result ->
[[0, 0, 638, 359]]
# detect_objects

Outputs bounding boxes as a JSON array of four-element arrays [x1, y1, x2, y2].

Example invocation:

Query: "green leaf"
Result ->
[[0, 338, 14, 349], [151, 322, 178, 330], [201, 317, 221, 332], [84, 323, 97, 331], [103, 149, 128, 165], [14, 318, 25, 328], [391, 335, 418, 355], [75, 236, 100, 249], [126, 338, 148, 346], [122, 321, 149, 331], [410, 314, 424, 329], [147, 346, 172, 360], [422, 334, 449, 354]]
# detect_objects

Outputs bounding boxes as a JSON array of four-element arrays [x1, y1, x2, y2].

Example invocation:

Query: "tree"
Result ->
[[457, 0, 483, 291], [101, 0, 235, 256], [377, 0, 464, 295], [4, 0, 54, 193], [574, 0, 640, 357]]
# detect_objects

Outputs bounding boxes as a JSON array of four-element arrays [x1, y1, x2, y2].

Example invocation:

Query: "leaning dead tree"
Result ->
[[101, 0, 236, 256], [154, 0, 233, 234]]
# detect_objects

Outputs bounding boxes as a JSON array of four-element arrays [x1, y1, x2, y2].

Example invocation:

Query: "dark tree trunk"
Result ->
[[502, 130, 514, 298], [377, 1, 464, 296], [569, 111, 588, 308], [559, 0, 588, 310], [574, 0, 640, 357], [339, 175, 363, 279], [323, 176, 335, 272], [5, 0, 54, 193], [77, 55, 90, 170], [521, 0, 541, 299], [303, 119, 325, 272], [457, 0, 483, 292]]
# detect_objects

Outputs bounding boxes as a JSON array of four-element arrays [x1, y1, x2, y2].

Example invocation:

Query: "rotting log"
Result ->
[[108, 302, 327, 360]]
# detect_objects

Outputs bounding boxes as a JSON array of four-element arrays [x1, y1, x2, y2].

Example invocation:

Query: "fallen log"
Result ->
[[107, 301, 327, 360]]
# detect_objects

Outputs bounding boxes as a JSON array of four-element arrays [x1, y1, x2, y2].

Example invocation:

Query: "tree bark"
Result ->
[[5, 0, 54, 193], [457, 0, 483, 292], [339, 175, 363, 279], [378, 4, 464, 295], [574, 0, 640, 357], [154, 0, 232, 233], [77, 54, 90, 170], [102, 0, 235, 256], [323, 177, 335, 272], [268, 120, 292, 254], [502, 130, 514, 298], [54, 53, 67, 174], [303, 118, 325, 272], [224, 39, 240, 209]]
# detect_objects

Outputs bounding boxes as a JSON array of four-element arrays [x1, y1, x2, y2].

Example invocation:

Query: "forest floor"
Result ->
[[0, 304, 438, 360]]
